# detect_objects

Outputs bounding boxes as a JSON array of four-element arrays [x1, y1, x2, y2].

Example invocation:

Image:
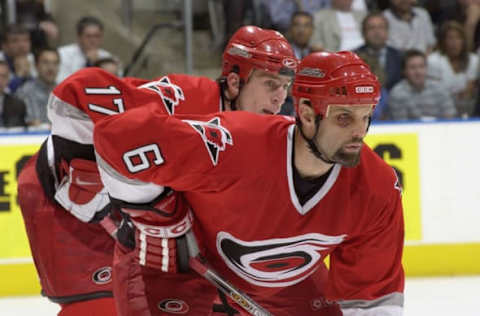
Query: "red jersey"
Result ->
[[94, 108, 405, 315], [49, 68, 222, 145], [17, 68, 225, 306], [46, 68, 223, 222]]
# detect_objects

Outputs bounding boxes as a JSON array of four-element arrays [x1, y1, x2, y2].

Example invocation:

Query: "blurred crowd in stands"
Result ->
[[1, 0, 480, 132], [0, 0, 120, 131]]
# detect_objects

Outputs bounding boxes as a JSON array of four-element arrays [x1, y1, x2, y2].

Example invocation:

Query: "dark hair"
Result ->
[[290, 11, 314, 24], [76, 16, 104, 36], [437, 20, 469, 71], [361, 11, 389, 35], [402, 49, 426, 70], [34, 47, 60, 64], [2, 23, 30, 43]]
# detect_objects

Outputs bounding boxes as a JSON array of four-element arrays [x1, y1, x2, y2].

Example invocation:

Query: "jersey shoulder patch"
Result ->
[[138, 76, 185, 115], [183, 117, 233, 166]]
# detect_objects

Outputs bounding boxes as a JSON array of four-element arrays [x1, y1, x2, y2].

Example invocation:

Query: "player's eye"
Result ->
[[336, 113, 353, 127], [265, 80, 278, 91]]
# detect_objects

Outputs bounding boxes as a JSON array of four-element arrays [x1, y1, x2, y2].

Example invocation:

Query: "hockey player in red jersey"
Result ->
[[16, 25, 297, 316], [93, 51, 405, 316]]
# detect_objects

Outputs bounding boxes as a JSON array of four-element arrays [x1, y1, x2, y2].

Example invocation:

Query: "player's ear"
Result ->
[[297, 98, 317, 138], [225, 72, 241, 100]]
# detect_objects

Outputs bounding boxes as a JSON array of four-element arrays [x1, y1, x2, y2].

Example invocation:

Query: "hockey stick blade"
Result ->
[[185, 231, 273, 316]]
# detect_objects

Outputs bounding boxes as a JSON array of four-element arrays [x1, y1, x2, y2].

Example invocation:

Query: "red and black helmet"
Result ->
[[292, 51, 380, 117], [222, 26, 298, 81]]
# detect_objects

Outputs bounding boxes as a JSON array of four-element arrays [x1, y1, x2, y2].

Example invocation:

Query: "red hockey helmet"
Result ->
[[292, 51, 380, 117], [222, 26, 298, 81]]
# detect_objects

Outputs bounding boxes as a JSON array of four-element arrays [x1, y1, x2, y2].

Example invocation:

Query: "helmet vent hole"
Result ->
[[330, 86, 348, 96], [268, 56, 281, 63]]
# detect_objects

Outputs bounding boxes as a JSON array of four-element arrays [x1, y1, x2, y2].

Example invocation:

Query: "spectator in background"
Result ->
[[383, 0, 436, 54], [365, 0, 390, 10], [280, 10, 315, 116], [422, 0, 457, 28], [428, 21, 479, 118], [222, 0, 254, 48], [288, 11, 315, 59], [16, 0, 60, 51], [0, 23, 37, 92], [57, 16, 115, 82], [355, 11, 403, 120], [311, 0, 366, 52], [424, 0, 480, 52], [260, 0, 330, 34], [15, 47, 59, 128], [449, 0, 480, 52], [351, 0, 369, 11], [388, 49, 457, 120], [0, 60, 27, 128], [356, 11, 403, 90], [94, 57, 121, 76]]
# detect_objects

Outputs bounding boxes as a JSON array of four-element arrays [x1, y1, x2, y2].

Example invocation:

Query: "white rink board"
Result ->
[[370, 120, 480, 244], [0, 132, 48, 145]]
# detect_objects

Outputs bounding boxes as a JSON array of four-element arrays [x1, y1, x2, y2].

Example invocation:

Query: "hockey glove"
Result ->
[[54, 158, 110, 222], [112, 190, 193, 272]]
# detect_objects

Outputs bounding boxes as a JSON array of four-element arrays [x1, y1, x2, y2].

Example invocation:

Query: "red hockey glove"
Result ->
[[54, 158, 110, 222], [113, 190, 193, 272]]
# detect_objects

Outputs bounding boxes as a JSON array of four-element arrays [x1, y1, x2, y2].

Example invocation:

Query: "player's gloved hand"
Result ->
[[112, 189, 193, 272], [54, 158, 110, 222]]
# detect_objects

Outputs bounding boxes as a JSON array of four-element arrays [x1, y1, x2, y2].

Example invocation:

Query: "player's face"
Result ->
[[315, 104, 373, 167], [236, 69, 291, 114]]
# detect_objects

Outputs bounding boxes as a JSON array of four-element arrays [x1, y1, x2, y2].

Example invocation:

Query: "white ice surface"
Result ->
[[0, 276, 479, 315]]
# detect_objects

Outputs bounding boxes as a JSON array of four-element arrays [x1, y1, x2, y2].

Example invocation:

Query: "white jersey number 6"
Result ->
[[123, 144, 164, 173]]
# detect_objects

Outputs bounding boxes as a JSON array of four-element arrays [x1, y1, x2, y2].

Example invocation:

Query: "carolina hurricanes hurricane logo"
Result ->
[[139, 76, 185, 115], [92, 266, 112, 284], [184, 117, 233, 166], [157, 299, 189, 314], [282, 57, 298, 69], [217, 232, 346, 287]]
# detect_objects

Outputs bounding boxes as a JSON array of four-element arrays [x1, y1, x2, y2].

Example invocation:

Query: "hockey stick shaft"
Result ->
[[185, 231, 272, 316]]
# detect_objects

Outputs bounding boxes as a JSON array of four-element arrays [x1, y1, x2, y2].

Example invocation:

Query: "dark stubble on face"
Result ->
[[333, 150, 361, 167], [307, 136, 363, 167], [332, 137, 364, 167]]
